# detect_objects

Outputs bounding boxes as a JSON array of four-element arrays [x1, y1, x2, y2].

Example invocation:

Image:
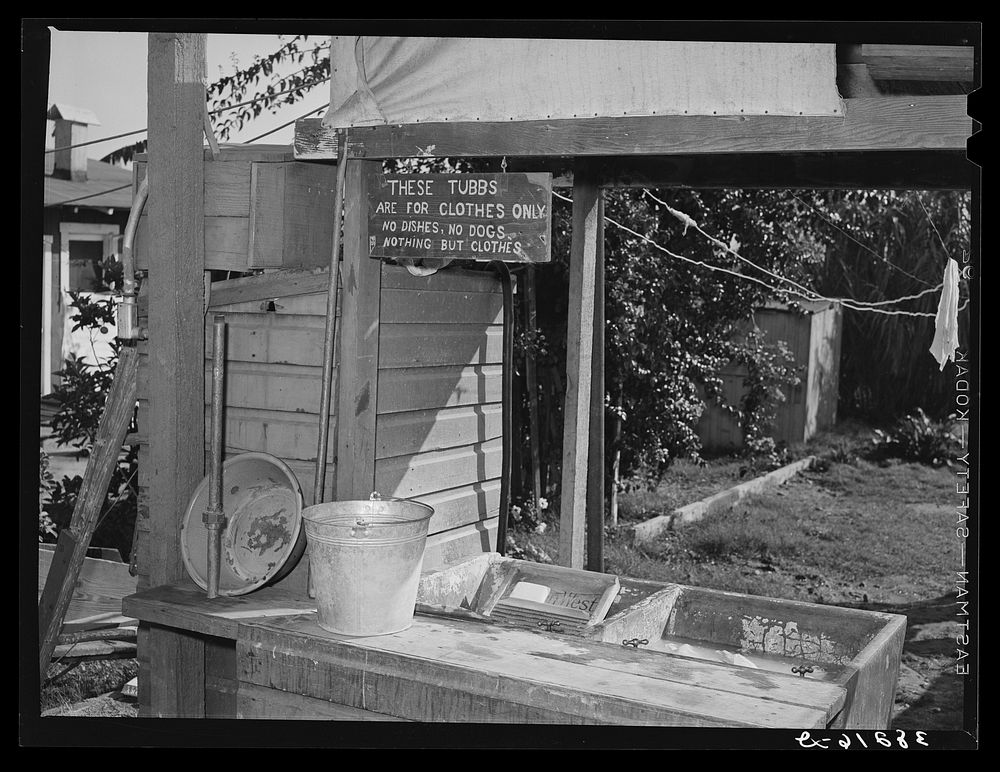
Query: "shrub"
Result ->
[[38, 450, 58, 541], [868, 408, 961, 467], [41, 294, 139, 559]]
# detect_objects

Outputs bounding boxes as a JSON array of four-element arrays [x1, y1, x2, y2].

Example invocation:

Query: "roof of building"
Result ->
[[47, 104, 101, 125], [44, 159, 134, 210]]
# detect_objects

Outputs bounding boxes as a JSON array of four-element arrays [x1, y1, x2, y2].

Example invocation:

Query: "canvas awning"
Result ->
[[323, 37, 845, 129]]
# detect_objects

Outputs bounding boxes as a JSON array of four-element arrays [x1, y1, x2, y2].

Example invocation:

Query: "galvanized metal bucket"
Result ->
[[302, 494, 434, 636]]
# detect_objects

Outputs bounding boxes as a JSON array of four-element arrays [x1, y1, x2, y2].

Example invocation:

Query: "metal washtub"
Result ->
[[302, 494, 434, 636]]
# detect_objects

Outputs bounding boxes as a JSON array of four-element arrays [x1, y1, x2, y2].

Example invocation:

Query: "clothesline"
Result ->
[[641, 189, 946, 310], [789, 193, 936, 288], [551, 190, 967, 319]]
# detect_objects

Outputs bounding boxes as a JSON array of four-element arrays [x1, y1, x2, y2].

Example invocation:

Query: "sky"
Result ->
[[45, 29, 331, 162]]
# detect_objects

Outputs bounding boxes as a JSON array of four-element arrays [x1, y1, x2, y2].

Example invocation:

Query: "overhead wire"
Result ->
[[643, 189, 856, 305], [44, 183, 133, 208], [45, 77, 331, 155], [206, 76, 330, 118], [552, 189, 965, 319], [45, 128, 148, 156], [789, 192, 936, 288], [642, 189, 947, 309], [245, 103, 329, 143]]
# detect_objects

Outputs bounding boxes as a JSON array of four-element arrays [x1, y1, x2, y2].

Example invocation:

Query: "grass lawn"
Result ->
[[518, 458, 958, 604]]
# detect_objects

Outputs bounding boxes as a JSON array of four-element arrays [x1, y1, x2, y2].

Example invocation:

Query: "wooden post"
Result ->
[[335, 160, 382, 500], [586, 201, 605, 572], [559, 167, 601, 569], [142, 32, 207, 718], [38, 345, 138, 680]]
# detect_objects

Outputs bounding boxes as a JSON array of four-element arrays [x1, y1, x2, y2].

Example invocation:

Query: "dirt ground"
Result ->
[[42, 691, 138, 718]]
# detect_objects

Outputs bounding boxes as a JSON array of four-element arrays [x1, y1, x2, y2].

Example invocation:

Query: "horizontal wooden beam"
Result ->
[[518, 150, 975, 191], [857, 45, 975, 82], [295, 97, 970, 162]]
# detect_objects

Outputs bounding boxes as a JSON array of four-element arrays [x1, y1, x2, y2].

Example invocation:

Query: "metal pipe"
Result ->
[[309, 132, 349, 599], [492, 261, 514, 555], [203, 314, 227, 598], [314, 132, 349, 505], [117, 174, 149, 341]]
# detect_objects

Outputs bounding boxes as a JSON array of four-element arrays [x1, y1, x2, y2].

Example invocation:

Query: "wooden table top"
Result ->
[[123, 581, 318, 640], [124, 582, 849, 726], [239, 612, 848, 727]]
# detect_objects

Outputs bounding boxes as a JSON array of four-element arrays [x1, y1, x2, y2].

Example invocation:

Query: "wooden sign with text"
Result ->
[[368, 173, 552, 263]]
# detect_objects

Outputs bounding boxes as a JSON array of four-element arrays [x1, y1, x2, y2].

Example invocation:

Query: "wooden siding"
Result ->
[[134, 264, 503, 587], [375, 264, 504, 569], [756, 305, 812, 444], [810, 304, 843, 433], [132, 149, 337, 272], [697, 303, 842, 450]]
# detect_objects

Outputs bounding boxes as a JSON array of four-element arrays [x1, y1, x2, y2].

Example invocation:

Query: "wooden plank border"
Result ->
[[631, 456, 817, 545], [295, 96, 970, 161]]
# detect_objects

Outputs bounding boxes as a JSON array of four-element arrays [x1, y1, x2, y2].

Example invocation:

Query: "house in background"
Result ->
[[42, 104, 132, 395]]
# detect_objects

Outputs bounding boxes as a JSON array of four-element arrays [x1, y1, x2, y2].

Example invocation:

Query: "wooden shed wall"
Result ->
[[375, 266, 503, 569], [809, 305, 843, 433], [755, 306, 812, 444], [133, 264, 503, 591], [696, 304, 842, 450]]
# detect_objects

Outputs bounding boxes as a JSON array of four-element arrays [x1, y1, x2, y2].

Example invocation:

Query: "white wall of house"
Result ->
[[42, 222, 121, 394]]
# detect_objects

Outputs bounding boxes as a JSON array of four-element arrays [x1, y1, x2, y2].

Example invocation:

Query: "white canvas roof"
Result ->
[[323, 37, 844, 129]]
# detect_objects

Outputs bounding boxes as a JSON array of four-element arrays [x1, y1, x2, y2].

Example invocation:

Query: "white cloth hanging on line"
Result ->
[[929, 258, 961, 370]]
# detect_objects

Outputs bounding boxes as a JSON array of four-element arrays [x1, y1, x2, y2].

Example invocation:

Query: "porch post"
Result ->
[[142, 31, 207, 718]]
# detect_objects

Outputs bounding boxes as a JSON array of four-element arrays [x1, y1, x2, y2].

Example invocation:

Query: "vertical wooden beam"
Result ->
[[335, 160, 382, 500], [559, 167, 600, 569], [586, 201, 605, 572], [143, 32, 207, 718]]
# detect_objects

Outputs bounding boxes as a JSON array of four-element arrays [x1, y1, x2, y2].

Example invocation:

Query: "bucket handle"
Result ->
[[355, 492, 380, 533]]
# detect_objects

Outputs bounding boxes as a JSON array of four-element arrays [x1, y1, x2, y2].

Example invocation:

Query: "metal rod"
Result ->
[[309, 132, 349, 599], [203, 314, 227, 598], [314, 132, 349, 505], [493, 261, 514, 555], [117, 174, 149, 341]]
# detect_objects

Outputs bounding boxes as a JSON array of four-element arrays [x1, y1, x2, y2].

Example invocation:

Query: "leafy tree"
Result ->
[[804, 189, 971, 421], [205, 35, 330, 140], [530, 188, 820, 493], [103, 34, 331, 165]]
